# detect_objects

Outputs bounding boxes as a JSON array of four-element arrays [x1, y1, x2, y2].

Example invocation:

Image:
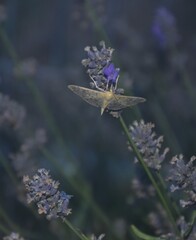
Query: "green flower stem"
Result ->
[[63, 218, 89, 240], [155, 172, 181, 218], [119, 115, 180, 236]]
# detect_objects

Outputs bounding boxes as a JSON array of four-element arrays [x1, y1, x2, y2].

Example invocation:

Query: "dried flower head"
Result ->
[[168, 155, 196, 208], [10, 129, 47, 177], [23, 168, 72, 221], [3, 233, 25, 240], [129, 120, 169, 170], [152, 7, 179, 49], [0, 93, 26, 129]]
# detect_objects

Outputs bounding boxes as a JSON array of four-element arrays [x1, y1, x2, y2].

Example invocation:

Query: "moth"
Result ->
[[68, 85, 146, 115]]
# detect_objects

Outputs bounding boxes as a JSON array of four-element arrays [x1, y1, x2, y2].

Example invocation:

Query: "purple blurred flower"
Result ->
[[103, 63, 120, 86], [0, 93, 26, 129], [152, 7, 179, 49]]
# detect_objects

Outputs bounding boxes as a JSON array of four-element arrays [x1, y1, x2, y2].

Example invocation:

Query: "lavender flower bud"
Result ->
[[129, 120, 169, 170], [23, 168, 72, 221]]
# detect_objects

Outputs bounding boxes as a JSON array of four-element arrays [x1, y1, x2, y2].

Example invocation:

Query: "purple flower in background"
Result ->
[[152, 7, 179, 49], [103, 63, 120, 86]]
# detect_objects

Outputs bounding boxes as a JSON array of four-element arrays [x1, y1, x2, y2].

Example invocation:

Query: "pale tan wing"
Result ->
[[107, 94, 146, 110], [68, 85, 106, 108]]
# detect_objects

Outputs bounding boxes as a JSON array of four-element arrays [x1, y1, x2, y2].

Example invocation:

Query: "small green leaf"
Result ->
[[130, 225, 163, 240]]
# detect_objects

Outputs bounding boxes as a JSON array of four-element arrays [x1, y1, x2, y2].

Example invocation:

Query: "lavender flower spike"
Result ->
[[81, 41, 121, 92], [128, 120, 169, 170], [23, 168, 72, 221]]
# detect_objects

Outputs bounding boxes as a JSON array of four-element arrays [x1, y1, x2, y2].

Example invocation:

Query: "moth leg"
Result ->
[[114, 75, 119, 90], [89, 75, 105, 92]]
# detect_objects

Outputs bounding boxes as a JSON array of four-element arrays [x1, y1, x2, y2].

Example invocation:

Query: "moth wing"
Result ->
[[68, 85, 106, 108], [107, 94, 146, 110]]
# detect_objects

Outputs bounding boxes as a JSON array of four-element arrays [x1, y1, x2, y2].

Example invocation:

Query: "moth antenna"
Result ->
[[89, 75, 105, 92]]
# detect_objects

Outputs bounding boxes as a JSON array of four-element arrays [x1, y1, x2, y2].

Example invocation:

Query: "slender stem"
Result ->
[[155, 172, 181, 218], [63, 218, 89, 240], [119, 115, 180, 235]]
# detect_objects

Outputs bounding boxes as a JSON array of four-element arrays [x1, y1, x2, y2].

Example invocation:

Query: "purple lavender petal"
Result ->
[[103, 63, 119, 85]]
